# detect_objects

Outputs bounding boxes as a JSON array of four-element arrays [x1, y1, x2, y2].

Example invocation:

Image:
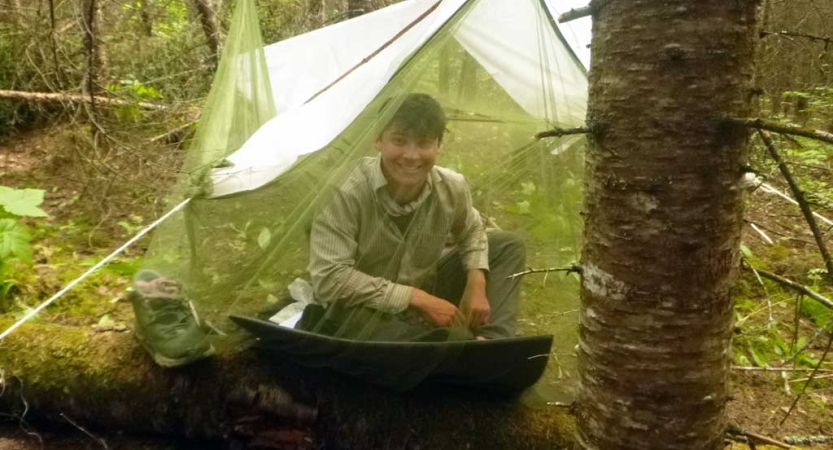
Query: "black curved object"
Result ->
[[230, 314, 553, 393]]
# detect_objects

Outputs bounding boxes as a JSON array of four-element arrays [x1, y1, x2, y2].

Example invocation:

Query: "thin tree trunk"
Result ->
[[192, 0, 221, 68], [138, 0, 153, 36], [576, 2, 758, 449], [80, 0, 106, 124]]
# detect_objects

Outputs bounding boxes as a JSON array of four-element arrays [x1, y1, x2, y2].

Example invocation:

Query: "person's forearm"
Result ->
[[466, 269, 486, 291]]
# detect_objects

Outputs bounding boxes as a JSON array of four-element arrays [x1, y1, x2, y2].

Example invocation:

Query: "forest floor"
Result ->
[[1, 125, 832, 449]]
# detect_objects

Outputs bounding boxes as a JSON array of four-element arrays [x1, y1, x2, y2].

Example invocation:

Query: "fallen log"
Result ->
[[0, 89, 169, 111], [0, 318, 575, 449]]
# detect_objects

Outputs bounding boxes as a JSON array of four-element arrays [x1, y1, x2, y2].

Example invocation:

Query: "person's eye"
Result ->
[[393, 138, 407, 146]]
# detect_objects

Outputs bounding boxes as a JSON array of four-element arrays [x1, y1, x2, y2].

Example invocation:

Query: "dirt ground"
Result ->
[[2, 127, 833, 449]]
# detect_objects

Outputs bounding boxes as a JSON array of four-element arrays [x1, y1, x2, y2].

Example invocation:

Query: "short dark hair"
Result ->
[[380, 93, 447, 143]]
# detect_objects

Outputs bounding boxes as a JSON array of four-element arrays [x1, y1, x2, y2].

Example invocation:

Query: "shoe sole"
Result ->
[[151, 344, 216, 368], [133, 329, 216, 368]]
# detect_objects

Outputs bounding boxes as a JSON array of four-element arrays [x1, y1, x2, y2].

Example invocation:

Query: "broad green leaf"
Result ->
[[257, 227, 271, 249], [740, 245, 753, 259], [0, 187, 48, 217], [0, 219, 32, 262]]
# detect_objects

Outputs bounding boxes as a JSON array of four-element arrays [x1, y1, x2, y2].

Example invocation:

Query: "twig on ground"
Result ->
[[506, 264, 583, 280], [741, 262, 833, 311], [758, 183, 833, 228], [780, 331, 833, 425], [784, 435, 833, 445], [757, 130, 833, 281], [732, 366, 833, 373], [730, 117, 833, 145], [748, 222, 774, 244], [61, 413, 109, 449], [149, 119, 199, 144], [760, 30, 832, 45], [535, 126, 590, 140], [727, 427, 791, 449], [787, 373, 833, 383]]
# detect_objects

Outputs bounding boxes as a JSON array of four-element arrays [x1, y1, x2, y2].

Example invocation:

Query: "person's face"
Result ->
[[375, 126, 441, 189]]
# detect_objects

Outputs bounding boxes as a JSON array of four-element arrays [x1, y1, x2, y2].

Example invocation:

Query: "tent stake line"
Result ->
[[0, 197, 193, 341]]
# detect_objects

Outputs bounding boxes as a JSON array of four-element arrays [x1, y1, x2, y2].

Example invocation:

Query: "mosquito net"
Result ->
[[137, 0, 587, 397]]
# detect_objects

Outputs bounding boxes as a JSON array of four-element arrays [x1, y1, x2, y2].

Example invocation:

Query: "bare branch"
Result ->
[[781, 331, 833, 425], [742, 262, 833, 311], [760, 30, 832, 45], [729, 117, 833, 145], [727, 427, 791, 449], [535, 127, 590, 140], [558, 1, 604, 23], [757, 130, 833, 280], [506, 264, 582, 280]]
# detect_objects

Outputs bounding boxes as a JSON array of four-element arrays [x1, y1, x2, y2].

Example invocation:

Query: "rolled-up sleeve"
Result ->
[[308, 189, 412, 314]]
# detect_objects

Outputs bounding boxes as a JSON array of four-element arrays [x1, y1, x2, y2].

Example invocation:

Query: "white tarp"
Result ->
[[209, 0, 588, 198]]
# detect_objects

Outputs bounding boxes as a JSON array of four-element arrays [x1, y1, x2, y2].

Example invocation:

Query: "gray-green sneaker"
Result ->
[[129, 269, 214, 367]]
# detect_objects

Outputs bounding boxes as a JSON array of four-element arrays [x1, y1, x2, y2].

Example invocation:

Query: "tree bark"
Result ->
[[192, 0, 221, 68], [576, 2, 758, 449], [0, 319, 575, 449]]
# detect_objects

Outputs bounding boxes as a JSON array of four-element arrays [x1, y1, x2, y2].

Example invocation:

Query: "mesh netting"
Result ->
[[139, 0, 587, 396]]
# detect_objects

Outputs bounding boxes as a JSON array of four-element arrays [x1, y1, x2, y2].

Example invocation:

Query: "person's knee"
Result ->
[[488, 231, 526, 263]]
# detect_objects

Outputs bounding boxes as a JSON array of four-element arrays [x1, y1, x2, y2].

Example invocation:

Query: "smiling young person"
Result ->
[[305, 93, 525, 342]]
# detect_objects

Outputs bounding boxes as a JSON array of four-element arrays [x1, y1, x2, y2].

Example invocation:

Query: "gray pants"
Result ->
[[430, 230, 525, 339], [303, 231, 525, 341]]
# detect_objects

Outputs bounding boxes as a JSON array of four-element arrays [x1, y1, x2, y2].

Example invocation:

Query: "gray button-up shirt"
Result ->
[[308, 156, 488, 314]]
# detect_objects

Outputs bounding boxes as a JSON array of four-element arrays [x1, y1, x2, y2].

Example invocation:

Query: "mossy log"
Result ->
[[0, 319, 574, 449]]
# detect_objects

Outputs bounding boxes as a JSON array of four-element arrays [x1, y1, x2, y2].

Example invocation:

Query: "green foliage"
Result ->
[[0, 186, 48, 310], [0, 187, 48, 218]]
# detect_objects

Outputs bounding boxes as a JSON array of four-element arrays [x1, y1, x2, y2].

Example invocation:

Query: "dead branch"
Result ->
[[506, 264, 583, 280], [784, 435, 833, 446], [728, 427, 791, 449], [760, 30, 832, 45], [780, 331, 833, 425], [535, 127, 590, 140], [783, 325, 831, 365], [0, 90, 170, 111], [558, 1, 604, 23], [732, 366, 833, 373], [730, 117, 833, 145], [757, 130, 833, 281], [742, 263, 833, 311]]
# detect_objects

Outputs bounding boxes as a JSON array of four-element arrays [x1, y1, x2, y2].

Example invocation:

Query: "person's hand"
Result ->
[[410, 289, 462, 327], [461, 270, 490, 328]]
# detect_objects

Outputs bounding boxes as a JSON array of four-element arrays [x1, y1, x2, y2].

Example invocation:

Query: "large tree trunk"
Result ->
[[0, 319, 575, 449], [576, 2, 758, 449]]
